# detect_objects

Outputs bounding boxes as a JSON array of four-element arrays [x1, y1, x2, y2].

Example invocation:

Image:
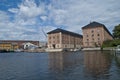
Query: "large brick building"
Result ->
[[47, 28, 83, 49], [82, 22, 113, 48]]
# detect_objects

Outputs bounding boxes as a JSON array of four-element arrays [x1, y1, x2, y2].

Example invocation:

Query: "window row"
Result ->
[[86, 34, 100, 37], [86, 38, 100, 41], [49, 36, 59, 39]]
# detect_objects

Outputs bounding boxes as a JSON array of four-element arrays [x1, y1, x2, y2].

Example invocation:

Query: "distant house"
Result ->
[[82, 21, 113, 48], [39, 41, 47, 48], [0, 42, 18, 51], [0, 40, 39, 49], [47, 28, 83, 49], [22, 42, 38, 50]]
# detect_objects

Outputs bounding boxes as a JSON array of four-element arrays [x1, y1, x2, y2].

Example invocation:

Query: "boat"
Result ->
[[116, 45, 120, 53], [14, 49, 23, 52]]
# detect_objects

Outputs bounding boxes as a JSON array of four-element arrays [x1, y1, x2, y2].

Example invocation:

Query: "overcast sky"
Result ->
[[0, 0, 120, 41]]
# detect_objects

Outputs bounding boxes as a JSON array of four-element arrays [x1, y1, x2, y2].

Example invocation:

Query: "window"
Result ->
[[87, 39, 89, 41], [87, 43, 89, 46], [57, 40, 60, 43], [98, 38, 100, 40], [53, 41, 55, 43], [57, 35, 59, 39], [92, 38, 94, 41], [97, 34, 100, 36], [65, 45, 67, 48], [92, 34, 94, 37], [53, 36, 55, 39], [91, 30, 94, 33], [86, 35, 88, 37], [49, 37, 51, 39]]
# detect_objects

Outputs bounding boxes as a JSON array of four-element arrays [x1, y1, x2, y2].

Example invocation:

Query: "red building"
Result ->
[[82, 22, 113, 48]]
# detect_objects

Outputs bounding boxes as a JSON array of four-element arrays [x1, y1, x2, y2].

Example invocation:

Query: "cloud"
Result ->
[[18, 0, 45, 18], [0, 11, 9, 21], [48, 0, 120, 33], [8, 8, 19, 13], [2, 0, 48, 40], [0, 0, 120, 41], [40, 16, 47, 21]]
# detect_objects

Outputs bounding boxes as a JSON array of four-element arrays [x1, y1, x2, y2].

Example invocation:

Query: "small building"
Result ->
[[82, 21, 113, 48], [39, 41, 47, 48], [0, 40, 39, 49], [22, 42, 38, 50], [47, 28, 83, 50], [0, 42, 18, 51]]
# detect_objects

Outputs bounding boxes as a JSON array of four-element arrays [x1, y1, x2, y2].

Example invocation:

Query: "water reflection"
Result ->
[[115, 53, 120, 67], [84, 51, 112, 77], [0, 51, 120, 80], [48, 52, 83, 71]]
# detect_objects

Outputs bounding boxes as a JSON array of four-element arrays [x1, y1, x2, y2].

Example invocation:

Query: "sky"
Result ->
[[0, 0, 120, 41]]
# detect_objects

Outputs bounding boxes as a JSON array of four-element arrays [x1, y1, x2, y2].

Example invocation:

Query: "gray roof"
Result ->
[[47, 28, 83, 38], [82, 22, 104, 29], [82, 21, 113, 37]]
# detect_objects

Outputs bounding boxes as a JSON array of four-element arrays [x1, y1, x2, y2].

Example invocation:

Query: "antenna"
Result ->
[[41, 28, 47, 38]]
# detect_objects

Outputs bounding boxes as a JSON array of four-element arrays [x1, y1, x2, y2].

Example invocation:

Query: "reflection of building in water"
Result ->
[[84, 51, 111, 76], [48, 52, 83, 71], [115, 54, 120, 67]]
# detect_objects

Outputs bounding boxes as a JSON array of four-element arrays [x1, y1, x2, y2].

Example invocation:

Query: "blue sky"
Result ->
[[0, 0, 120, 41]]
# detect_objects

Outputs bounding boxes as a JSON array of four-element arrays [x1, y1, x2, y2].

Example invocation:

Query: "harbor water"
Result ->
[[0, 51, 120, 80]]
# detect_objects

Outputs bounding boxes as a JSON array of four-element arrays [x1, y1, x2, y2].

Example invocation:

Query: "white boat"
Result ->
[[116, 45, 120, 53], [14, 49, 23, 52]]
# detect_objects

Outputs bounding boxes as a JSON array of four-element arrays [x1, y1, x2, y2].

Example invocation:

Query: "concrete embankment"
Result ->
[[102, 47, 116, 51], [82, 47, 101, 51], [82, 47, 116, 51], [23, 48, 45, 53]]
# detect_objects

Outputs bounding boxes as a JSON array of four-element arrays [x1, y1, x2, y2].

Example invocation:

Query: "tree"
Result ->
[[113, 24, 120, 39]]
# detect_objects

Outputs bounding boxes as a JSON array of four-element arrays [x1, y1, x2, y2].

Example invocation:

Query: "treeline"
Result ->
[[102, 39, 120, 48]]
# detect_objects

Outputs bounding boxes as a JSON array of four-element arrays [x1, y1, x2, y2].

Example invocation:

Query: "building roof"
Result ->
[[82, 22, 104, 29], [47, 28, 83, 38], [82, 21, 113, 37]]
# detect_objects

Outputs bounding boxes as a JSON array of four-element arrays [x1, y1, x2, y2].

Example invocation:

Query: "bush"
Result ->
[[102, 39, 120, 48]]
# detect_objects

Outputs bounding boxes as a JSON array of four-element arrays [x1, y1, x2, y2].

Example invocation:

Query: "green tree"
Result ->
[[113, 24, 120, 39]]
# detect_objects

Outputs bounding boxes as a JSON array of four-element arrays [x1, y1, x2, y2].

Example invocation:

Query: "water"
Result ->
[[0, 51, 120, 80]]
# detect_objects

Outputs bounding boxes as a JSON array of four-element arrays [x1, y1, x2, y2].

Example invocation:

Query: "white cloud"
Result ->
[[0, 11, 9, 22], [18, 0, 45, 18], [0, 0, 120, 41], [49, 0, 120, 33], [8, 8, 19, 13], [40, 16, 47, 21]]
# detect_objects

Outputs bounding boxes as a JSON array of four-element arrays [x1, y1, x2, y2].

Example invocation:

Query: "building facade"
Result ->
[[47, 28, 83, 49], [0, 40, 39, 49], [0, 42, 18, 51], [82, 22, 113, 48]]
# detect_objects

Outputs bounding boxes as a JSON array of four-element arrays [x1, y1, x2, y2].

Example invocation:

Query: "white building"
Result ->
[[22, 42, 38, 50]]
